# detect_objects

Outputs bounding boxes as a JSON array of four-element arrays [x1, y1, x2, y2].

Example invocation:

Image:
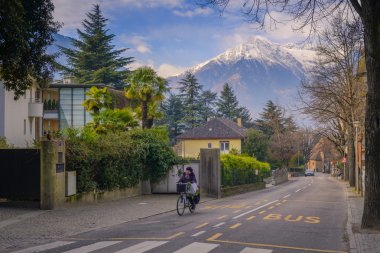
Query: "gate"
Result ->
[[0, 149, 40, 200]]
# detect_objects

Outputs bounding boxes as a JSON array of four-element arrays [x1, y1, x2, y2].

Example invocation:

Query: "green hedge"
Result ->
[[221, 154, 270, 187], [65, 128, 181, 193]]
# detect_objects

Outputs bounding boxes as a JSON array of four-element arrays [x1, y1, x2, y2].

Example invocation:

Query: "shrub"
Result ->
[[221, 154, 270, 187], [65, 128, 180, 193]]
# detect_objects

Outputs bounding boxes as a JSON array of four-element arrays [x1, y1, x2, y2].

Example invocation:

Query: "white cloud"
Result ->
[[173, 7, 213, 17], [119, 0, 183, 8], [157, 64, 187, 78], [120, 35, 152, 54]]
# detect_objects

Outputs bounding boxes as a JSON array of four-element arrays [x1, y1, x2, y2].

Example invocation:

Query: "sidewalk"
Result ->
[[0, 194, 214, 252], [344, 182, 380, 252]]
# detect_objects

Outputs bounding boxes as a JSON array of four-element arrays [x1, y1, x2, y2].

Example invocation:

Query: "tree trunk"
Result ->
[[141, 101, 148, 129], [348, 134, 356, 187], [361, 1, 380, 230]]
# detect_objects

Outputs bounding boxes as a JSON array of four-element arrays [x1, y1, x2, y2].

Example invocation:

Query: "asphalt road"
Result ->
[[11, 173, 348, 253]]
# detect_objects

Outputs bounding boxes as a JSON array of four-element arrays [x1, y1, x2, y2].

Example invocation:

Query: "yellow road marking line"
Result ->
[[246, 216, 256, 221], [229, 223, 242, 229], [259, 210, 266, 214], [255, 202, 262, 205], [207, 236, 348, 253], [207, 233, 223, 241], [282, 200, 287, 203], [233, 210, 241, 213], [276, 203, 281, 206], [195, 222, 208, 229], [268, 206, 275, 210], [245, 205, 252, 209], [166, 232, 185, 239], [217, 215, 227, 220]]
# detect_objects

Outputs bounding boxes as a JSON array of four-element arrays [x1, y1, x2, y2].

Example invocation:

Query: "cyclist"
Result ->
[[179, 167, 198, 210]]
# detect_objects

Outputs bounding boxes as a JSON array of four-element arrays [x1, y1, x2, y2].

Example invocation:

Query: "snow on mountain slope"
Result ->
[[169, 36, 317, 116]]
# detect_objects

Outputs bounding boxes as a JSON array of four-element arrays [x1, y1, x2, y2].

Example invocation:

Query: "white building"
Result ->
[[0, 81, 43, 147]]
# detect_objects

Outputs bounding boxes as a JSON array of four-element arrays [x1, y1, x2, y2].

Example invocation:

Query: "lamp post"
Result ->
[[353, 120, 360, 192]]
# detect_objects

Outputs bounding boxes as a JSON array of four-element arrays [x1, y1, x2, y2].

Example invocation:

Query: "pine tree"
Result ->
[[59, 4, 133, 88], [161, 93, 186, 145], [216, 83, 240, 120], [239, 106, 253, 128], [0, 0, 60, 98], [255, 100, 285, 137], [200, 90, 218, 122], [178, 72, 203, 128]]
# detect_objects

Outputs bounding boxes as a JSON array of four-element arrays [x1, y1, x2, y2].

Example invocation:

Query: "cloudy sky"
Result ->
[[52, 0, 309, 78]]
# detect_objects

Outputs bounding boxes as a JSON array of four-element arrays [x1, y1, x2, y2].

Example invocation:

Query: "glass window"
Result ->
[[208, 143, 212, 148], [72, 88, 85, 127], [59, 88, 72, 128], [220, 141, 230, 154]]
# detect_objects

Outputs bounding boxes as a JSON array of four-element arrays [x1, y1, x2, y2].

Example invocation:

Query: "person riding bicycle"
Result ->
[[179, 167, 198, 210]]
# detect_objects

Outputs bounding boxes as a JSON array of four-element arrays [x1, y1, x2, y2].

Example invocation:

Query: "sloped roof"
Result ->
[[178, 118, 247, 140]]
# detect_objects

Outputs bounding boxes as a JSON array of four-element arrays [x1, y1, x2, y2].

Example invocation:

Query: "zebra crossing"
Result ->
[[10, 240, 273, 253]]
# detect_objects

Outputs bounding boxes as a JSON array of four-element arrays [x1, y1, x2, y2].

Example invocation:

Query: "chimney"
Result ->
[[237, 117, 242, 127]]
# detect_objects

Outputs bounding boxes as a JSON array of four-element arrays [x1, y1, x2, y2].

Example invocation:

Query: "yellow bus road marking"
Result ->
[[259, 210, 266, 214], [207, 236, 348, 253], [282, 200, 287, 203], [246, 216, 256, 221], [195, 222, 208, 229], [275, 203, 281, 206], [233, 200, 279, 219], [268, 206, 275, 210], [217, 215, 227, 220], [66, 232, 185, 241], [245, 206, 253, 209], [229, 223, 242, 229], [233, 210, 241, 213]]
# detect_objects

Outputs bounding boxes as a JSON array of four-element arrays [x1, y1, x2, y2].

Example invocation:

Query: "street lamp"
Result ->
[[353, 120, 360, 192]]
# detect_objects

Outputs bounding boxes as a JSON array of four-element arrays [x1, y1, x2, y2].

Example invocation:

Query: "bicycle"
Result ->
[[176, 183, 196, 216]]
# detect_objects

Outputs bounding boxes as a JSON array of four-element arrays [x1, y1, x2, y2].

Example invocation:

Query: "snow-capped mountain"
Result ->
[[168, 36, 317, 116]]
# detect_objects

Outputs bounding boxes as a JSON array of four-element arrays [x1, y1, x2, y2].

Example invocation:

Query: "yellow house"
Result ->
[[177, 118, 247, 158]]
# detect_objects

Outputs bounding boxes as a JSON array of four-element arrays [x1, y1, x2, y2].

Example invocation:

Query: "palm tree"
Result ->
[[82, 86, 112, 114], [125, 67, 168, 129]]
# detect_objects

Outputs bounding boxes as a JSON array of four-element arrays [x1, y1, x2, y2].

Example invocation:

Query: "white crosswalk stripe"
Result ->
[[11, 241, 76, 253], [11, 240, 276, 253], [240, 247, 273, 253], [173, 242, 220, 253], [113, 241, 168, 253], [61, 241, 122, 253]]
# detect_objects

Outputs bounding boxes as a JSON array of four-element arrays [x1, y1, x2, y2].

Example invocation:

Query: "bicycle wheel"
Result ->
[[177, 195, 186, 216]]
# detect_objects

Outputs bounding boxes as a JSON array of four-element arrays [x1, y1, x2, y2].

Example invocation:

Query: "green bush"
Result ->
[[65, 128, 180, 193], [221, 154, 270, 187]]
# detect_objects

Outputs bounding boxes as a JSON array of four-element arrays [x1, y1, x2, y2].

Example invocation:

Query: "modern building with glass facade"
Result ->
[[42, 83, 105, 134]]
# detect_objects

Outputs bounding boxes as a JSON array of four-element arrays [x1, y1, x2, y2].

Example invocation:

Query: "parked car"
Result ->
[[305, 170, 315, 176]]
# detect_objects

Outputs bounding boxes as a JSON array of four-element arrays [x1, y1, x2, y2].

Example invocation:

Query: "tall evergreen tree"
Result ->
[[178, 72, 203, 128], [239, 106, 254, 128], [161, 93, 186, 145], [216, 83, 240, 120], [200, 90, 218, 122], [0, 0, 60, 98], [255, 100, 285, 137], [59, 4, 133, 88]]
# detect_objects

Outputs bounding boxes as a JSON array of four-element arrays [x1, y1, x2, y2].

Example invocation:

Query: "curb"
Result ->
[[344, 183, 358, 253]]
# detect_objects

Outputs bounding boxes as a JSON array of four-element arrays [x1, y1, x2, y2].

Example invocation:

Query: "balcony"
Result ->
[[43, 99, 59, 119], [28, 99, 43, 118]]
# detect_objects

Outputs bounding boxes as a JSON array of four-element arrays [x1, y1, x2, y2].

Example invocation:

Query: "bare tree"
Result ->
[[299, 13, 364, 188], [198, 0, 380, 230]]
